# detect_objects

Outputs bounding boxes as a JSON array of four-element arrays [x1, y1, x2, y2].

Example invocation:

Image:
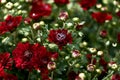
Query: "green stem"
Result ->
[[51, 71, 54, 80], [102, 71, 114, 80]]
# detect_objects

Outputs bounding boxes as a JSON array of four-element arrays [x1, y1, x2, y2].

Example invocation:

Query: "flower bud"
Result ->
[[80, 41, 87, 47], [33, 23, 40, 30], [47, 62, 56, 70], [36, 38, 41, 42], [75, 63, 80, 68], [108, 62, 118, 69], [97, 51, 103, 56], [66, 22, 73, 28], [48, 43, 58, 49], [88, 48, 97, 53], [58, 11, 68, 21], [14, 2, 19, 7], [1, 0, 6, 4], [96, 69, 101, 74], [72, 17, 79, 22], [65, 56, 70, 60], [96, 4, 102, 8], [22, 38, 28, 43], [71, 50, 81, 58], [5, 2, 13, 9], [39, 21, 45, 26], [78, 73, 85, 80], [87, 64, 95, 72]]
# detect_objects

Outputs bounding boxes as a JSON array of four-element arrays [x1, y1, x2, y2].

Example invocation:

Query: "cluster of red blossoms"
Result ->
[[0, 42, 58, 80], [0, 0, 120, 80]]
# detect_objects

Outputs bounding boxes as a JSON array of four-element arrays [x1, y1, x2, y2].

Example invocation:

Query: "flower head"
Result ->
[[29, 2, 51, 20], [48, 29, 72, 49], [92, 12, 112, 23], [78, 0, 97, 10]]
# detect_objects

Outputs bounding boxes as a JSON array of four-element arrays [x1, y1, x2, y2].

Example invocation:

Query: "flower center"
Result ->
[[24, 50, 33, 61], [56, 33, 66, 41]]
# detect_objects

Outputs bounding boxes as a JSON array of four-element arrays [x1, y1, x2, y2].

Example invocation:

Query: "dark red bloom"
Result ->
[[12, 42, 34, 70], [78, 0, 97, 10], [0, 53, 12, 77], [0, 15, 22, 34], [4, 74, 18, 80], [48, 29, 72, 49], [68, 71, 78, 80], [111, 74, 120, 80], [31, 43, 51, 70], [29, 2, 52, 20], [117, 33, 120, 43], [92, 12, 112, 23], [54, 0, 69, 5], [116, 11, 120, 18]]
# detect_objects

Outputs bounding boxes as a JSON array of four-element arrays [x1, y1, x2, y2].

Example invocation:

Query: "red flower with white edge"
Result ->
[[100, 30, 107, 37], [48, 29, 72, 49], [111, 74, 120, 80], [0, 53, 12, 77], [29, 2, 51, 20], [71, 50, 81, 58], [58, 11, 68, 21], [0, 15, 22, 34], [78, 0, 97, 10], [12, 42, 34, 70], [92, 12, 112, 23], [47, 61, 56, 70], [54, 0, 69, 5]]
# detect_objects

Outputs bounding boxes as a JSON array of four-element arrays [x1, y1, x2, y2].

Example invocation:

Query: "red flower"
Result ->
[[12, 42, 34, 70], [92, 12, 112, 23], [0, 53, 12, 77], [48, 29, 72, 49], [111, 74, 120, 80], [78, 0, 97, 10], [4, 74, 18, 80], [31, 43, 51, 70], [54, 0, 69, 5], [117, 33, 120, 43], [0, 15, 22, 34], [29, 2, 52, 20]]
